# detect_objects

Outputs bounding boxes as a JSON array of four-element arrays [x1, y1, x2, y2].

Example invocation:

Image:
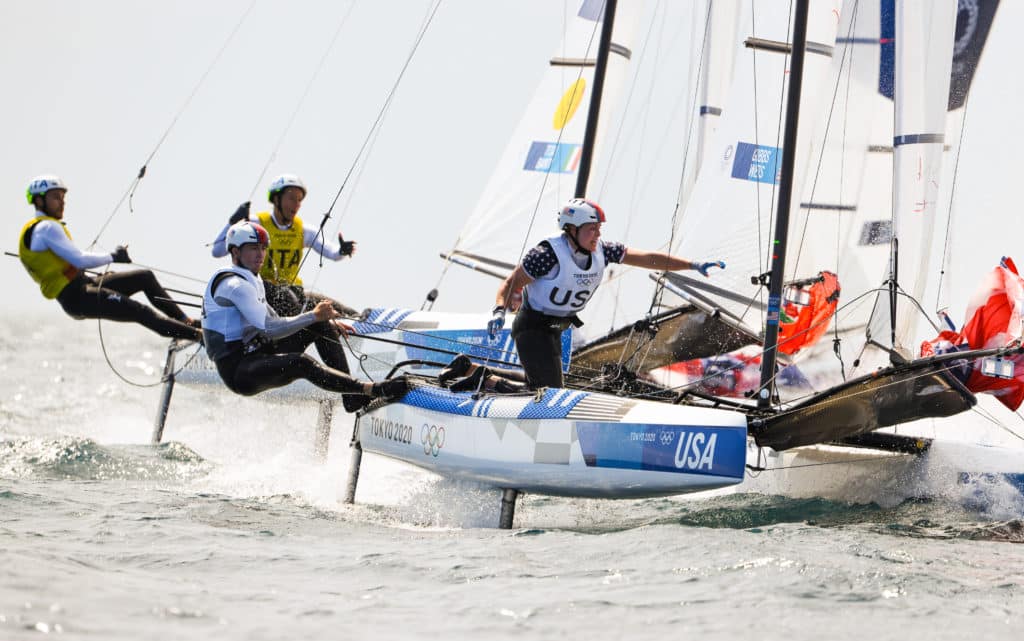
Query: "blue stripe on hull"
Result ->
[[577, 422, 747, 480]]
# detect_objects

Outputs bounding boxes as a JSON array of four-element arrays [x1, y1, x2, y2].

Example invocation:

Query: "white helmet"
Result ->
[[226, 221, 270, 250], [557, 198, 606, 229], [26, 175, 68, 204], [267, 174, 306, 202]]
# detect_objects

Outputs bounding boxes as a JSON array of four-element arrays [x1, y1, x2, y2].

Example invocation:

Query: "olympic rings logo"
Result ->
[[659, 431, 675, 446], [421, 424, 446, 457]]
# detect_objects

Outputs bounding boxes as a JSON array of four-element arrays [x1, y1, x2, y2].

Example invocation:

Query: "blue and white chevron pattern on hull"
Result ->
[[401, 385, 588, 419], [353, 308, 415, 334]]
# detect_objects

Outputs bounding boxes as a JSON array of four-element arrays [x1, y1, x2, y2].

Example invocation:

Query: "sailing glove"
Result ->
[[229, 201, 251, 225], [110, 245, 132, 264], [338, 234, 356, 257], [487, 306, 506, 340], [695, 260, 726, 277]]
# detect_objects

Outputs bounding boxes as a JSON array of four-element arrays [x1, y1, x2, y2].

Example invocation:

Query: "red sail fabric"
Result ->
[[920, 257, 1024, 410], [777, 271, 841, 355]]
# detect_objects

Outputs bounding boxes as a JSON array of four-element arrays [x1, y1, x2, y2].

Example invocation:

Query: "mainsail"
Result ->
[[443, 1, 640, 275]]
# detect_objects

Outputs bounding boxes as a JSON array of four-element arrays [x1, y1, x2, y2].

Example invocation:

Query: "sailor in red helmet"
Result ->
[[211, 174, 361, 407], [18, 175, 201, 341], [202, 221, 407, 405], [488, 198, 725, 389]]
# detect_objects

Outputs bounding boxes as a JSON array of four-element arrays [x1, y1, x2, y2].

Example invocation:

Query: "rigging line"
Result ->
[[292, 0, 443, 288], [93, 266, 204, 388], [648, 0, 713, 319], [594, 0, 663, 204], [748, 350, 1017, 421], [790, 2, 858, 276], [513, 3, 605, 271], [88, 0, 258, 249], [247, 0, 359, 201], [935, 80, 973, 313], [765, 0, 794, 278], [130, 261, 208, 285], [611, 3, 666, 328], [832, 2, 859, 381], [747, 0, 769, 322], [328, 0, 443, 238], [970, 403, 1024, 443]]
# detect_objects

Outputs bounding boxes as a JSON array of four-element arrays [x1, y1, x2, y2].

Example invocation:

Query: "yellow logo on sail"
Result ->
[[553, 79, 587, 130]]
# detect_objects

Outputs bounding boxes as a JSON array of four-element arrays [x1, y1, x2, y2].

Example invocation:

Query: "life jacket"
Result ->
[[523, 234, 606, 318], [202, 265, 266, 360], [256, 211, 305, 285], [18, 216, 80, 299]]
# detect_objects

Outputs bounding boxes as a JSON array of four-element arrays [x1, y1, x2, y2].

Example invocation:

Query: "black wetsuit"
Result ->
[[263, 282, 354, 374], [203, 267, 366, 400], [57, 271, 199, 341]]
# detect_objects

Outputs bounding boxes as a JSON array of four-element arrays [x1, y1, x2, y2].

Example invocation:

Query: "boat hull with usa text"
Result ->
[[356, 383, 747, 498]]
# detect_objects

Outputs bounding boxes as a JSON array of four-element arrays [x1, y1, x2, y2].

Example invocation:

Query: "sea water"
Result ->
[[1, 313, 1022, 640]]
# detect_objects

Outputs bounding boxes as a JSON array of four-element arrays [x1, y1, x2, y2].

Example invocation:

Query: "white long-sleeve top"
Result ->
[[210, 214, 348, 261], [28, 212, 113, 269]]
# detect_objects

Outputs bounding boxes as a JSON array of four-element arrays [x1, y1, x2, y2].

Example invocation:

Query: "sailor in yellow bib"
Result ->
[[18, 174, 200, 341], [210, 174, 360, 405]]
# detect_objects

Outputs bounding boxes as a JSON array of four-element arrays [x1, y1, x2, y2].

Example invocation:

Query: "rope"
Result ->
[[246, 0, 360, 201], [290, 0, 444, 288], [93, 266, 204, 388], [88, 0, 258, 249], [647, 0, 713, 320]]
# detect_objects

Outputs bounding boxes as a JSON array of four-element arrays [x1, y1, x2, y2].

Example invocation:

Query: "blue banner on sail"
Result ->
[[524, 141, 583, 174], [730, 143, 782, 185]]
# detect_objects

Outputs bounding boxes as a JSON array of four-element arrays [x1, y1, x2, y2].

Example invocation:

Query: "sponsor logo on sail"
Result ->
[[731, 142, 782, 185], [524, 141, 583, 174]]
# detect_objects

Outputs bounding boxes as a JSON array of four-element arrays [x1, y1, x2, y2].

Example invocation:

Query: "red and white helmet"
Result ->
[[226, 221, 270, 250], [557, 198, 606, 229]]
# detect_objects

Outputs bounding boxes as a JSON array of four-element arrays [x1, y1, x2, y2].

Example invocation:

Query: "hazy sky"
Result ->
[[1, 1, 614, 316], [5, 0, 1024, 337]]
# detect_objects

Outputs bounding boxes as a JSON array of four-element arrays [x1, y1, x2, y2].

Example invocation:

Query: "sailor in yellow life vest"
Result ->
[[18, 175, 201, 341], [210, 174, 359, 403]]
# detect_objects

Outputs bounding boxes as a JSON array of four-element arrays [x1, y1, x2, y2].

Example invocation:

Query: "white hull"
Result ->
[[358, 384, 748, 498]]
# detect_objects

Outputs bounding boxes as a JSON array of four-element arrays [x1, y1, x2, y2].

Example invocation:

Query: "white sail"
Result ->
[[694, 0, 743, 177], [866, 0, 957, 356], [671, 0, 843, 330], [446, 1, 640, 270]]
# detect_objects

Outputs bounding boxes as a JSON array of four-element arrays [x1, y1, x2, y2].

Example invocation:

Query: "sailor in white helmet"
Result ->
[[203, 221, 408, 404], [18, 174, 201, 341], [487, 198, 725, 390], [210, 174, 360, 405]]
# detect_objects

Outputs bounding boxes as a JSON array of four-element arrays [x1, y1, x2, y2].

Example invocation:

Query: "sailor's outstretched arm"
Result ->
[[304, 227, 355, 261], [494, 265, 533, 311], [214, 276, 318, 339], [210, 221, 232, 258], [34, 220, 114, 269]]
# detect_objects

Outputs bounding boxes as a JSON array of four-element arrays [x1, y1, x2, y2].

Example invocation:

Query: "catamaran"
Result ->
[[154, 0, 1024, 527]]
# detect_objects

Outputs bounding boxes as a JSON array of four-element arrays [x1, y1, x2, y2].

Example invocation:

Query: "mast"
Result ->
[[757, 0, 809, 408], [574, 0, 618, 198]]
